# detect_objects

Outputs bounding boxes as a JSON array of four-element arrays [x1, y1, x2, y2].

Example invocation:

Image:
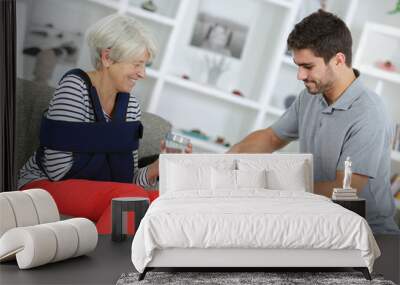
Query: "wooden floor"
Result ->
[[373, 234, 400, 284], [0, 235, 398, 285]]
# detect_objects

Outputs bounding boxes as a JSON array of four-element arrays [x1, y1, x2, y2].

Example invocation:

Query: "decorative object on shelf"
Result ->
[[141, 0, 157, 13], [214, 136, 231, 148], [204, 55, 229, 86], [22, 22, 82, 84], [23, 41, 79, 85], [190, 12, 248, 59], [284, 94, 297, 109], [388, 0, 400, 14], [23, 42, 78, 59], [181, 129, 209, 141], [215, 136, 224, 144], [232, 89, 243, 97], [23, 23, 81, 63], [376, 60, 397, 72]]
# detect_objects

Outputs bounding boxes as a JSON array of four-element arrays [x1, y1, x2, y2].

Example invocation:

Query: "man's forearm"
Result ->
[[314, 172, 368, 198], [229, 128, 288, 153]]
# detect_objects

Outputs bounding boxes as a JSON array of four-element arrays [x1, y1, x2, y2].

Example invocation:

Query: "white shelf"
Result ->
[[165, 75, 261, 111], [354, 22, 400, 85], [266, 106, 285, 117], [176, 130, 228, 153], [126, 6, 176, 27], [363, 22, 400, 38], [392, 151, 400, 162], [358, 64, 400, 85], [261, 0, 294, 9], [86, 0, 119, 10]]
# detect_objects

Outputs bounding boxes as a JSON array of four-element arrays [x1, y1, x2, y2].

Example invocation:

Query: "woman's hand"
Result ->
[[146, 140, 193, 184], [159, 140, 193, 154], [146, 160, 159, 184]]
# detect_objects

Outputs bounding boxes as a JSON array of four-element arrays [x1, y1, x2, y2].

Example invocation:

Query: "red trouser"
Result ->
[[21, 179, 159, 234]]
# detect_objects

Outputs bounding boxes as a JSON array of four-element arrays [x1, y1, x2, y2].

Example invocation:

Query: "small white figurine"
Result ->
[[343, 156, 352, 190]]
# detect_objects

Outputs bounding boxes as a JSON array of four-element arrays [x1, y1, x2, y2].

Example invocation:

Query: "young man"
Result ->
[[229, 10, 399, 234]]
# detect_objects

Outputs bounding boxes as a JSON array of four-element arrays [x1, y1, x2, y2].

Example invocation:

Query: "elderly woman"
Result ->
[[18, 14, 191, 234]]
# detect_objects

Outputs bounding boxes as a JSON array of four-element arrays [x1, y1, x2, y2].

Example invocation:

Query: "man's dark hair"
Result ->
[[287, 9, 352, 67]]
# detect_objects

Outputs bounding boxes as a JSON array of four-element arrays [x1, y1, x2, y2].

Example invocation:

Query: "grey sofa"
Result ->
[[15, 78, 171, 183]]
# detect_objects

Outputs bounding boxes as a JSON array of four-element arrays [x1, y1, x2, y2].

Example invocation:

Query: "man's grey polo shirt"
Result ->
[[271, 71, 399, 234]]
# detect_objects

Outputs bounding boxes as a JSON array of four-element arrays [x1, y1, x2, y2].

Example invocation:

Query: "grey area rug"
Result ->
[[116, 271, 395, 285]]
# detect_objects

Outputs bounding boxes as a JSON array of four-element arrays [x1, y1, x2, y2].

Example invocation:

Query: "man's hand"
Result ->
[[184, 143, 193, 153], [146, 140, 194, 184]]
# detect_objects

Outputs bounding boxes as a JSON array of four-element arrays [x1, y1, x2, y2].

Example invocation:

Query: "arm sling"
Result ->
[[36, 69, 143, 183]]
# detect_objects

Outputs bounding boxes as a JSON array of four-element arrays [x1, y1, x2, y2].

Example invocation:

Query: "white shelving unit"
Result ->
[[17, 0, 400, 157], [147, 0, 304, 152], [353, 22, 400, 164], [126, 6, 176, 27], [354, 22, 400, 85], [87, 0, 119, 10], [164, 75, 261, 111]]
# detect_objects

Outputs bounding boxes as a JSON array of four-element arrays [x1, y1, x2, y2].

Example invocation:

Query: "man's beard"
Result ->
[[304, 79, 333, 95], [304, 80, 320, 94]]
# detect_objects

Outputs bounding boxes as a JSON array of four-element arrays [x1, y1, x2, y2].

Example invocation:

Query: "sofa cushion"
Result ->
[[16, 79, 53, 171]]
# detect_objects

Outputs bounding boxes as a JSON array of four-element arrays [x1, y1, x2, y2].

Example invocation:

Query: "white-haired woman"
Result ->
[[18, 14, 191, 234]]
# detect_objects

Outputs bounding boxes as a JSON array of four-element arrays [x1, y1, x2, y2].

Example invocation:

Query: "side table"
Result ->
[[112, 197, 149, 242], [332, 198, 366, 218]]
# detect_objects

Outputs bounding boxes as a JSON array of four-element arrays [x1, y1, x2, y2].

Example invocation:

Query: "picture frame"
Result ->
[[190, 12, 248, 59]]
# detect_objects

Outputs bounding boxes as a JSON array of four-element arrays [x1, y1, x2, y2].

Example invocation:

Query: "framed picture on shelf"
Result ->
[[22, 23, 82, 85], [190, 12, 248, 59]]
